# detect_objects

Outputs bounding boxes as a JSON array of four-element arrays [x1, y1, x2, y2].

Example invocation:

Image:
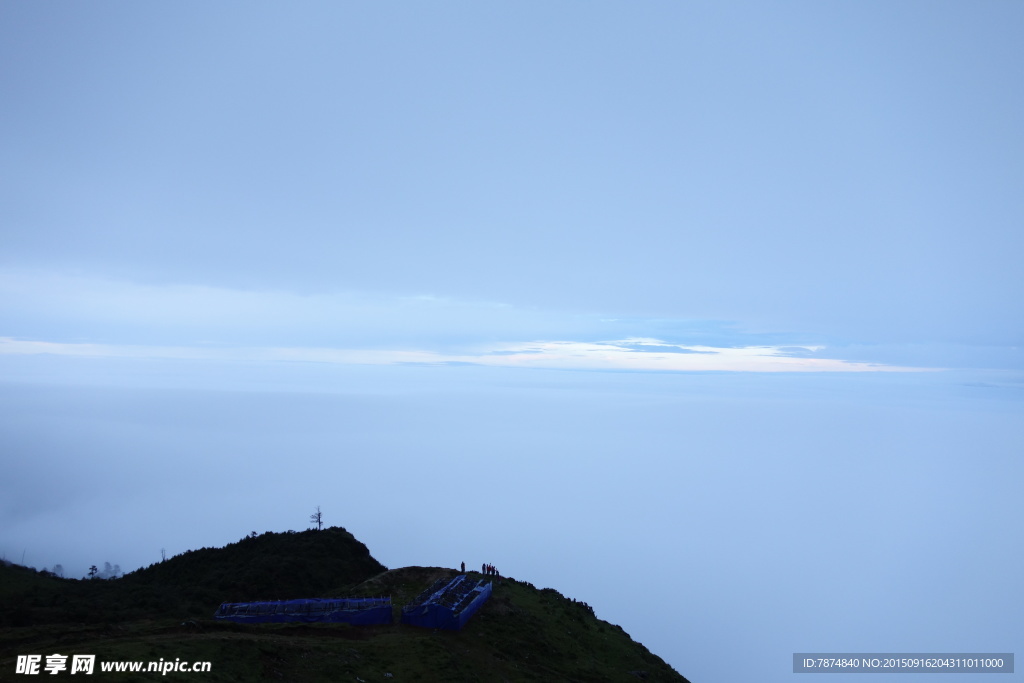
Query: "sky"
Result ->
[[1, 2, 1022, 682]]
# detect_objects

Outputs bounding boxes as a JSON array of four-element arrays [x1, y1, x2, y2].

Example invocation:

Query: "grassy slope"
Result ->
[[0, 532, 690, 682], [0, 528, 385, 627]]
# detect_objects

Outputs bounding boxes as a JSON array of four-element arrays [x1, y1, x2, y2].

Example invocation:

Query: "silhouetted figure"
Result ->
[[482, 563, 486, 574], [461, 561, 465, 573]]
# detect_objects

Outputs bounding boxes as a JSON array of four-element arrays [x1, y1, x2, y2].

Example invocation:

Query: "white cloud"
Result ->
[[0, 337, 929, 373], [0, 268, 945, 371]]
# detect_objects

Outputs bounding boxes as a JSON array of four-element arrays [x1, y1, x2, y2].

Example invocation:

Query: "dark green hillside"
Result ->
[[0, 530, 690, 681], [122, 527, 386, 612], [345, 566, 689, 682], [0, 527, 384, 627]]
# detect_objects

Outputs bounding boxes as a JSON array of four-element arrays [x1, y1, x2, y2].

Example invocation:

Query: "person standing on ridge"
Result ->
[[461, 561, 465, 573]]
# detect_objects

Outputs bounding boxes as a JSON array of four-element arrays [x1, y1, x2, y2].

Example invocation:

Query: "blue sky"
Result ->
[[1, 3, 1022, 682]]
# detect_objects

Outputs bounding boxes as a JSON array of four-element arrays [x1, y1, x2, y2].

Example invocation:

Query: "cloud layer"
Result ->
[[0, 336, 926, 373], [0, 268, 960, 373]]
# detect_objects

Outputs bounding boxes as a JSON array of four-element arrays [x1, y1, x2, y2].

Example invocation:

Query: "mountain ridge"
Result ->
[[0, 527, 690, 681]]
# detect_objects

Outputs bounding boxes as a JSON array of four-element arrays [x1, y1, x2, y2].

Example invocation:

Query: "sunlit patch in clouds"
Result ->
[[470, 339, 921, 372], [0, 337, 928, 373]]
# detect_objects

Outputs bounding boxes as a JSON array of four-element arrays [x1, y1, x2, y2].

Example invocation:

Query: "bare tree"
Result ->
[[310, 505, 323, 531]]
